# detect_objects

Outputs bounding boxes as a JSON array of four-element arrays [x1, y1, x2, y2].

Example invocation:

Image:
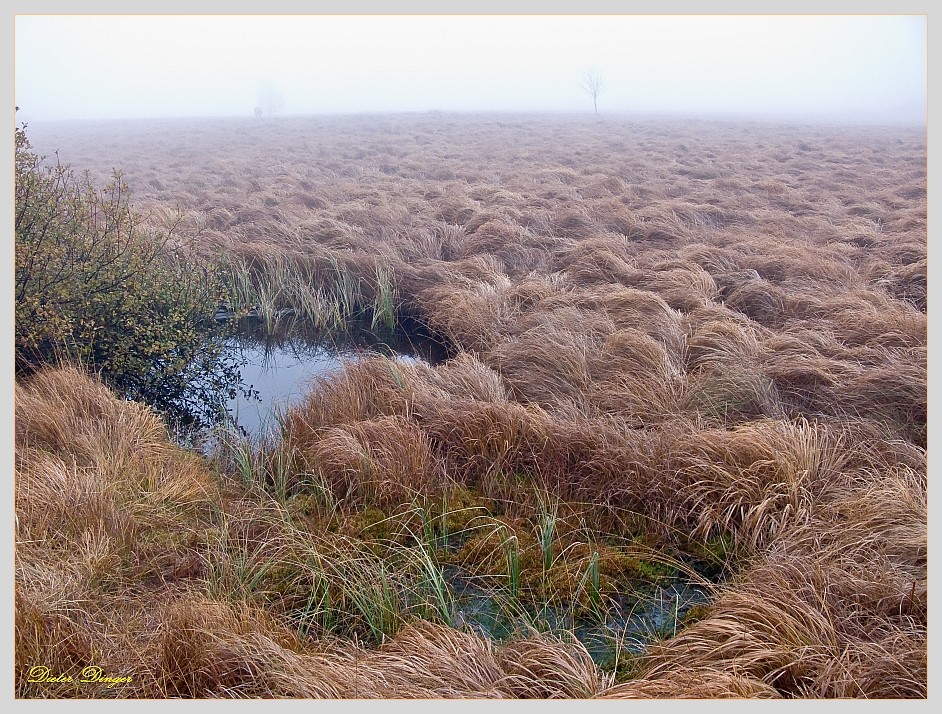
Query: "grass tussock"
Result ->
[[596, 668, 781, 699], [303, 416, 440, 508], [637, 465, 926, 698]]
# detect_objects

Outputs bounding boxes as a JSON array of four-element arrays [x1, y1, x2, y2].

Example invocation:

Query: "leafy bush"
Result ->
[[14, 122, 239, 431]]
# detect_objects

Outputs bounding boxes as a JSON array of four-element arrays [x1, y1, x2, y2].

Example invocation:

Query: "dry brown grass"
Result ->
[[596, 669, 781, 698], [15, 366, 220, 697], [633, 460, 926, 698], [15, 366, 629, 699], [303, 416, 440, 508], [18, 114, 926, 698]]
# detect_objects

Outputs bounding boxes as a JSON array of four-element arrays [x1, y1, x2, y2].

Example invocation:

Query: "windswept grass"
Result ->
[[17, 114, 926, 699]]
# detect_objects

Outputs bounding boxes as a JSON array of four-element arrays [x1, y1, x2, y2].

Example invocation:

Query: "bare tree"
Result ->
[[257, 79, 285, 118], [578, 69, 604, 115]]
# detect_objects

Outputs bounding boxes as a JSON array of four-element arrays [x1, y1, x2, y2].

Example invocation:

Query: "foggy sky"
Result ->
[[14, 14, 927, 124]]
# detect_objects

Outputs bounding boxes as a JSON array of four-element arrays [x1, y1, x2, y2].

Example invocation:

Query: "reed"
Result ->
[[582, 550, 602, 614], [502, 531, 522, 600], [536, 494, 559, 574], [371, 262, 398, 331]]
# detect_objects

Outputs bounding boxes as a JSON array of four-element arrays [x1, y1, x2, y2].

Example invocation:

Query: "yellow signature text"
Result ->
[[27, 665, 132, 688], [26, 666, 72, 684]]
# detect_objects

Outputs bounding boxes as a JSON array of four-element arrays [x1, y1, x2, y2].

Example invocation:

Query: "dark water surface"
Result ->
[[219, 319, 449, 440], [223, 337, 350, 438]]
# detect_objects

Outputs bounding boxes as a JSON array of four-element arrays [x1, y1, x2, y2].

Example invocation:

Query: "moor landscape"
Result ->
[[14, 112, 927, 698]]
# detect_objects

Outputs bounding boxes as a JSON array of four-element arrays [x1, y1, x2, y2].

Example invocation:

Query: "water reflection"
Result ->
[[220, 318, 449, 440], [224, 336, 350, 439]]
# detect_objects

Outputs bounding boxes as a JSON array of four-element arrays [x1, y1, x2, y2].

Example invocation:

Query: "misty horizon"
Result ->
[[14, 15, 927, 127]]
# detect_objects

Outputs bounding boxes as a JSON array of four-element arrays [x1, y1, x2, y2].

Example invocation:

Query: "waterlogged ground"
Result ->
[[215, 318, 449, 439], [16, 115, 925, 697], [443, 564, 711, 667], [211, 324, 719, 662]]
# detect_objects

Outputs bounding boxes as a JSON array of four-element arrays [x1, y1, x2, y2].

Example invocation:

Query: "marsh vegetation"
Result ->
[[15, 113, 926, 698]]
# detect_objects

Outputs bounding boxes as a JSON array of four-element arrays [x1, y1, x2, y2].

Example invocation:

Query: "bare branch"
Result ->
[[578, 69, 604, 115]]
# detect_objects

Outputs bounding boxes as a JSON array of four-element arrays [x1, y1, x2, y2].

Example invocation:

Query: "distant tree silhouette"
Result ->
[[579, 69, 604, 115], [257, 79, 285, 118]]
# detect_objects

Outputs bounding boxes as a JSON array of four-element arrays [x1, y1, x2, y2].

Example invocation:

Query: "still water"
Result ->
[[220, 322, 448, 440], [224, 337, 350, 438]]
